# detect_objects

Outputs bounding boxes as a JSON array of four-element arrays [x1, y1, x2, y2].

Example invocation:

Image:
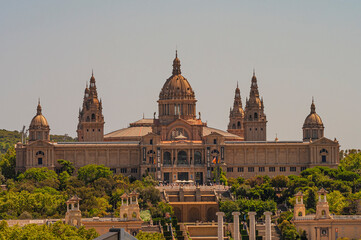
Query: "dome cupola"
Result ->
[[29, 100, 50, 142], [303, 98, 324, 141]]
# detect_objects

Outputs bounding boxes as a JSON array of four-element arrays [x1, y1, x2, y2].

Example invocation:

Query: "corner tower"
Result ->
[[158, 51, 197, 125], [77, 72, 104, 142], [227, 83, 245, 139], [303, 98, 324, 141], [29, 100, 50, 142], [244, 71, 267, 141]]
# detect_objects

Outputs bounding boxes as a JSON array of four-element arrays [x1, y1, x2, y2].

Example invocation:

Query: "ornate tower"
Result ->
[[158, 51, 197, 125], [29, 100, 50, 142], [303, 98, 324, 142], [227, 82, 245, 139], [65, 195, 82, 227], [293, 191, 306, 218], [315, 188, 332, 219], [77, 72, 104, 142], [244, 71, 267, 141]]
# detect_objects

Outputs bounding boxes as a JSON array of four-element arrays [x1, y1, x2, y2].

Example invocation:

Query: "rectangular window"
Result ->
[[120, 168, 127, 173], [227, 167, 233, 172], [131, 168, 138, 173], [290, 167, 297, 172], [322, 155, 327, 163], [269, 167, 275, 172], [301, 167, 307, 171], [248, 167, 254, 172], [38, 158, 43, 165], [259, 167, 265, 172], [280, 167, 286, 172], [110, 168, 116, 173], [237, 167, 244, 172]]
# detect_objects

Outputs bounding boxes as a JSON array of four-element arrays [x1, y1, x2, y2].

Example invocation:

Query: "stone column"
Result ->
[[216, 212, 225, 240], [232, 212, 241, 240], [264, 211, 272, 240], [248, 212, 256, 240]]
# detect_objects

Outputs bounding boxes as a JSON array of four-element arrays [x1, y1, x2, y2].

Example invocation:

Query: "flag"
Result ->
[[212, 157, 218, 164]]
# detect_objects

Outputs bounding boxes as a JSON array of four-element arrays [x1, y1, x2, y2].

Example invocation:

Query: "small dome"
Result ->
[[303, 100, 324, 128], [30, 102, 49, 128], [304, 113, 323, 126], [30, 115, 49, 128]]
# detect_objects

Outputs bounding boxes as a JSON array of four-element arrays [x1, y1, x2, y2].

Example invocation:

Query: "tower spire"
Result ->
[[172, 50, 181, 75], [311, 97, 316, 114], [37, 98, 42, 115]]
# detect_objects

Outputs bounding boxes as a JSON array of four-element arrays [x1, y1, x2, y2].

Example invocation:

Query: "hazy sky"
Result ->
[[0, 1, 360, 150]]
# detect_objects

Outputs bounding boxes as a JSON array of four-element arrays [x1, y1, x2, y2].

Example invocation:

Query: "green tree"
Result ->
[[57, 159, 75, 175], [0, 147, 16, 179], [271, 175, 289, 189], [327, 190, 348, 214], [305, 189, 316, 210], [136, 231, 165, 240], [77, 164, 113, 184], [18, 167, 58, 182]]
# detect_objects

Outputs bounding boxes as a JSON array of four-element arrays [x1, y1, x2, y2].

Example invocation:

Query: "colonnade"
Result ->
[[216, 211, 273, 240]]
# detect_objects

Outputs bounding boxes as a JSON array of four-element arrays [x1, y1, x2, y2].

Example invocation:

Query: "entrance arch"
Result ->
[[206, 207, 217, 222], [188, 207, 201, 222]]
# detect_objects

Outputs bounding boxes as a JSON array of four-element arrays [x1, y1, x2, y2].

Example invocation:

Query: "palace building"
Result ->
[[15, 52, 340, 183]]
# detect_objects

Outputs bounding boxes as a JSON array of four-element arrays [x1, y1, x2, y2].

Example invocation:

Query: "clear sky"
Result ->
[[0, 0, 360, 150]]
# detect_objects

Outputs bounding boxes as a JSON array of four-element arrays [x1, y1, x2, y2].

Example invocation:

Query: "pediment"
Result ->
[[28, 140, 54, 148], [166, 118, 193, 129], [310, 137, 338, 146]]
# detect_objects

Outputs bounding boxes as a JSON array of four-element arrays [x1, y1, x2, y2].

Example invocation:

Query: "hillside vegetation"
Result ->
[[0, 129, 76, 155]]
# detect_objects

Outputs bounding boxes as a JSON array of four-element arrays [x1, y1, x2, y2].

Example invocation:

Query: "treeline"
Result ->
[[0, 220, 98, 240], [0, 149, 172, 222]]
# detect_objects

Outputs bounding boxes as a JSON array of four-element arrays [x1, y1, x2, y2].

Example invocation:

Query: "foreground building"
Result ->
[[16, 52, 340, 182], [293, 189, 361, 239]]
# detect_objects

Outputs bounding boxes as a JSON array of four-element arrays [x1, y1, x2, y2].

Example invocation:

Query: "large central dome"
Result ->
[[159, 51, 195, 100], [158, 51, 197, 124]]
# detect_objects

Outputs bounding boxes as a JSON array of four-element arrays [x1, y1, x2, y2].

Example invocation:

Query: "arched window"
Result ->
[[86, 116, 90, 122], [237, 121, 241, 128], [298, 211, 303, 217], [320, 149, 328, 163], [91, 114, 96, 121], [254, 112, 258, 119], [249, 115, 252, 120], [170, 128, 189, 140], [232, 124, 236, 129], [194, 151, 202, 165], [177, 151, 188, 165], [321, 210, 326, 217], [36, 151, 44, 156], [36, 151, 44, 165], [163, 151, 171, 165]]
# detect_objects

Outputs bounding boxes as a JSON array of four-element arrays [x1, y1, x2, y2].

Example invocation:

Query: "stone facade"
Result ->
[[16, 52, 340, 182]]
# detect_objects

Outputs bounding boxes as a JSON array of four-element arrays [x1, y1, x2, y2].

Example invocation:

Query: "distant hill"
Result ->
[[0, 129, 21, 154], [0, 129, 77, 155]]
